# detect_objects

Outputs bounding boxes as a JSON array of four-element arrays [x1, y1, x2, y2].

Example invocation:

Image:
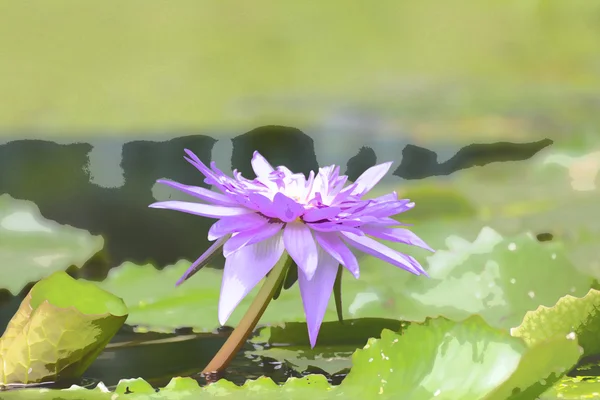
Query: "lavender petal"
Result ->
[[218, 232, 285, 325], [341, 231, 427, 275], [223, 222, 284, 257], [303, 206, 342, 222], [298, 246, 339, 348], [272, 192, 305, 222], [149, 201, 253, 218], [176, 234, 230, 285], [345, 161, 393, 196], [314, 231, 360, 278], [208, 213, 269, 240], [156, 179, 238, 206], [307, 221, 364, 236], [248, 193, 279, 218], [251, 151, 275, 177], [283, 222, 319, 280], [362, 226, 434, 252]]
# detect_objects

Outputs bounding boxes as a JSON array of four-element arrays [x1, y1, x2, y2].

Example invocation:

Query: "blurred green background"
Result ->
[[1, 0, 599, 143]]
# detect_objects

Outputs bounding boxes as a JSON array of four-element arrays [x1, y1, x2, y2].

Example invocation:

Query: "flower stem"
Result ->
[[202, 256, 292, 378]]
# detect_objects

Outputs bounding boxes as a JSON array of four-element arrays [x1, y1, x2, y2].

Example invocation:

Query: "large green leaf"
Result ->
[[339, 316, 581, 400], [512, 289, 600, 357], [0, 316, 582, 399], [0, 194, 104, 295], [370, 226, 594, 330], [94, 226, 592, 333], [0, 272, 128, 385]]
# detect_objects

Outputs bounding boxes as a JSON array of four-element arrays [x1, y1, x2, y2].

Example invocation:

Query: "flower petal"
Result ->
[[302, 206, 342, 222], [223, 222, 284, 257], [283, 222, 319, 280], [272, 192, 305, 222], [346, 162, 393, 196], [149, 201, 253, 218], [247, 193, 279, 218], [314, 231, 359, 278], [208, 214, 269, 241], [307, 221, 364, 235], [341, 231, 427, 275], [218, 232, 285, 325], [355, 200, 414, 218], [251, 151, 275, 177], [183, 149, 227, 190], [176, 234, 230, 286], [298, 246, 339, 348], [361, 226, 434, 252], [156, 179, 238, 206]]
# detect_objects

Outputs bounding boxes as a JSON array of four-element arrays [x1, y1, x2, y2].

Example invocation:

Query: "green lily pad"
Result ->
[[363, 226, 594, 330], [0, 272, 128, 385], [512, 289, 600, 357], [339, 316, 582, 400], [0, 194, 104, 295]]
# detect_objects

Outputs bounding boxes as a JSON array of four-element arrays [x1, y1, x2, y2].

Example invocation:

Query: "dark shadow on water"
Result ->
[[393, 139, 553, 179]]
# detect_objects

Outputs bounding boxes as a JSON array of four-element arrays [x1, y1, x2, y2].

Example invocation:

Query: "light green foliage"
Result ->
[[0, 272, 127, 385], [0, 195, 104, 295], [341, 316, 581, 400], [513, 289, 600, 357]]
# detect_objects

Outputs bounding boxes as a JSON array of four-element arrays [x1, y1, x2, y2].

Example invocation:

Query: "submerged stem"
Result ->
[[202, 255, 292, 377]]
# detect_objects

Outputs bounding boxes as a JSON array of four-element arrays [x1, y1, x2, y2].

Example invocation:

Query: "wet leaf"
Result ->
[[0, 194, 104, 294], [365, 226, 594, 330], [0, 272, 128, 385], [512, 289, 600, 357], [339, 316, 582, 400]]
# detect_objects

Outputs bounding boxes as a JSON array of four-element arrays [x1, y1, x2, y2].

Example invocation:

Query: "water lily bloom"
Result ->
[[150, 149, 432, 347]]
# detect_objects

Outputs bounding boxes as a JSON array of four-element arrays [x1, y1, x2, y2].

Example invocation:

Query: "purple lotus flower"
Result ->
[[150, 149, 432, 347]]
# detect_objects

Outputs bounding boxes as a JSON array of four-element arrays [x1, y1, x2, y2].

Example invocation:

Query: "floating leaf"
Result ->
[[0, 272, 128, 385], [365, 226, 594, 330], [339, 316, 582, 400], [512, 289, 600, 357], [0, 194, 104, 294]]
